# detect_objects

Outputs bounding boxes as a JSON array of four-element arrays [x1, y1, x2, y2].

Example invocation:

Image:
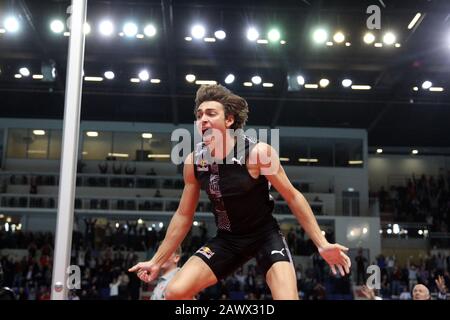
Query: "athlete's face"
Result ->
[[196, 101, 234, 144]]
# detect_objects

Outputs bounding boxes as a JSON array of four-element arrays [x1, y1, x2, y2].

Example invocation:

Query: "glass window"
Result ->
[[27, 129, 49, 159], [49, 130, 62, 159], [280, 137, 308, 166], [82, 131, 113, 160], [309, 138, 333, 167], [7, 129, 28, 158], [112, 132, 142, 161], [141, 132, 172, 162], [335, 138, 363, 168]]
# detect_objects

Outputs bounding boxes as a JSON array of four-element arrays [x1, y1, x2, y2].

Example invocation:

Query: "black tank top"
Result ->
[[193, 134, 278, 235]]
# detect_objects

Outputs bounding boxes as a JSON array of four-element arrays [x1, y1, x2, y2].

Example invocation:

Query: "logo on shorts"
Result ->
[[270, 248, 285, 256], [196, 246, 215, 259]]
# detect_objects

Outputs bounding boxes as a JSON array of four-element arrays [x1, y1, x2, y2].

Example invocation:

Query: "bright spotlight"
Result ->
[[383, 32, 396, 45], [268, 28, 281, 42], [123, 22, 138, 37], [50, 20, 64, 33], [191, 25, 205, 39], [412, 149, 419, 155], [376, 148, 383, 154], [246, 27, 259, 41], [312, 28, 328, 44], [319, 78, 330, 88], [333, 31, 345, 43], [104, 71, 115, 80], [19, 67, 30, 77], [4, 16, 19, 33], [342, 79, 352, 87], [138, 70, 150, 81], [362, 227, 368, 234], [393, 224, 400, 234], [84, 22, 91, 35], [224, 74, 235, 84], [421, 81, 432, 89], [363, 32, 375, 44], [99, 20, 114, 36], [297, 75, 305, 86], [214, 30, 226, 40], [185, 74, 196, 82], [251, 76, 262, 85], [144, 24, 156, 37]]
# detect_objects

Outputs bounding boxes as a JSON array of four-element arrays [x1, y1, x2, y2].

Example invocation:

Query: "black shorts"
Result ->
[[193, 227, 293, 280]]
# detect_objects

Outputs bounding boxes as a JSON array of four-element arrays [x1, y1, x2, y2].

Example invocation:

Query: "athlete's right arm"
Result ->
[[128, 152, 200, 282]]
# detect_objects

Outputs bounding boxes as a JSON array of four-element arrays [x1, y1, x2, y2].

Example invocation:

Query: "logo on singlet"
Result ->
[[196, 246, 215, 259], [270, 248, 286, 256], [231, 155, 244, 165], [197, 158, 209, 171]]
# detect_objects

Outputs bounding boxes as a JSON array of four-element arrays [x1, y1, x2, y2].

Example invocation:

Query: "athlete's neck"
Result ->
[[207, 131, 236, 160]]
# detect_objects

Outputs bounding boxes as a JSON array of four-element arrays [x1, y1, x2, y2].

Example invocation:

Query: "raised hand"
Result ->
[[318, 243, 351, 276]]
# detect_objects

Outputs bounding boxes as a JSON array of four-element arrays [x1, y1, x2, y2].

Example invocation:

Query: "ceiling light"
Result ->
[[333, 31, 345, 43], [251, 76, 262, 85], [19, 67, 30, 77], [191, 25, 205, 39], [363, 32, 375, 44], [224, 74, 235, 84], [99, 20, 114, 36], [312, 28, 328, 44], [319, 78, 329, 88], [104, 71, 115, 80], [246, 27, 259, 41], [123, 22, 138, 37], [268, 28, 281, 42], [421, 81, 432, 89], [408, 13, 421, 30], [144, 24, 156, 37], [342, 79, 352, 87], [138, 70, 150, 81], [383, 32, 396, 45], [214, 30, 226, 40], [185, 74, 196, 83], [4, 16, 19, 33], [50, 20, 64, 33]]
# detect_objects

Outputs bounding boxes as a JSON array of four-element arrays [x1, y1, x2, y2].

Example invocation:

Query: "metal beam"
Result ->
[[50, 0, 87, 300], [161, 0, 178, 125]]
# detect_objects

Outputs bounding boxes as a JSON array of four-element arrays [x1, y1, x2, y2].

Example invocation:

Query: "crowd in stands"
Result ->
[[373, 173, 450, 244], [1, 226, 449, 300]]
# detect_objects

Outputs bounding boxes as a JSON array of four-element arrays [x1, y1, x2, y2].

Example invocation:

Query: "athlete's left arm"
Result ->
[[252, 142, 351, 276]]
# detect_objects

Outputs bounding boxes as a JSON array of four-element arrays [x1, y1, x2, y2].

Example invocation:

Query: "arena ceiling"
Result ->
[[0, 0, 450, 149]]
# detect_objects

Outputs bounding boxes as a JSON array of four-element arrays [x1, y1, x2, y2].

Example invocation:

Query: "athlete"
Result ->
[[129, 84, 351, 300]]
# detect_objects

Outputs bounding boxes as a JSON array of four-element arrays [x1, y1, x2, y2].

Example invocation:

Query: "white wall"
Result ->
[[332, 216, 381, 261], [368, 154, 450, 191]]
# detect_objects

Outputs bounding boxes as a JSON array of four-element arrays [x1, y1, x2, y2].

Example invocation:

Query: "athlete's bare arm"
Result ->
[[128, 152, 200, 282], [250, 142, 351, 276]]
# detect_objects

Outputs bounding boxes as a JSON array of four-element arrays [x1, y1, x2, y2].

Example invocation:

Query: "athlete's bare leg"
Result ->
[[164, 256, 218, 300], [265, 261, 299, 300]]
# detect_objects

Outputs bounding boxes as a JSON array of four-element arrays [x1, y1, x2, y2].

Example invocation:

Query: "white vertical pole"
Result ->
[[51, 0, 87, 300]]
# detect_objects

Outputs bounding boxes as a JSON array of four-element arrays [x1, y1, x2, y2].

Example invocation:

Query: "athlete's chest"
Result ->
[[198, 163, 261, 196]]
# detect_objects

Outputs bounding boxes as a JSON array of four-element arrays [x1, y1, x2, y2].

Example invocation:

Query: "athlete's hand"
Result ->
[[128, 260, 161, 283], [318, 243, 351, 276]]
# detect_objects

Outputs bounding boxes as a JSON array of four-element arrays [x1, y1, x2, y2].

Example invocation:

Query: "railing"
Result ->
[[0, 193, 325, 215], [0, 171, 320, 192]]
